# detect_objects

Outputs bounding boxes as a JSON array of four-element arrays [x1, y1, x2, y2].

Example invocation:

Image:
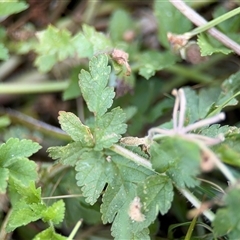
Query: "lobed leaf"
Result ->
[[58, 111, 94, 146], [150, 138, 201, 188], [138, 51, 177, 80], [33, 227, 67, 240], [34, 25, 75, 72], [94, 107, 127, 150], [6, 201, 44, 232], [213, 188, 240, 238], [75, 151, 110, 205], [197, 33, 232, 56], [48, 142, 88, 166], [0, 167, 9, 193], [0, 138, 41, 167], [42, 200, 65, 224], [79, 54, 114, 117], [101, 154, 155, 238]]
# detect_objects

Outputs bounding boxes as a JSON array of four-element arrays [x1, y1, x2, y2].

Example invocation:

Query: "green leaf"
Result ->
[[48, 142, 88, 166], [0, 43, 9, 60], [75, 151, 110, 205], [34, 25, 75, 72], [6, 201, 44, 232], [0, 139, 40, 189], [34, 54, 56, 72], [42, 200, 65, 224], [200, 124, 240, 167], [221, 71, 240, 95], [82, 24, 113, 53], [138, 51, 177, 80], [154, 1, 192, 48], [137, 174, 174, 216], [94, 107, 127, 150], [33, 227, 67, 240], [63, 67, 81, 100], [150, 138, 201, 188], [101, 155, 154, 239], [58, 111, 94, 146], [0, 1, 28, 17], [0, 167, 9, 193], [0, 138, 41, 167], [71, 32, 93, 58], [14, 181, 41, 204], [213, 188, 240, 238], [8, 158, 38, 185], [79, 54, 114, 116], [197, 33, 232, 56], [109, 9, 134, 43]]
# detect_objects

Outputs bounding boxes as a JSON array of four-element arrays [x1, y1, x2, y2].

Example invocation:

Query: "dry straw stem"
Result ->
[[169, 0, 240, 56]]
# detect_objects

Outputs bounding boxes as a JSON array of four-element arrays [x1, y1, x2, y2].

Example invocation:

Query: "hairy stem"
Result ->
[[110, 144, 152, 169], [178, 188, 215, 221], [169, 0, 240, 55]]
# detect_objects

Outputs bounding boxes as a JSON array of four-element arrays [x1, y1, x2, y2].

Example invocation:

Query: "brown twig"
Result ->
[[169, 0, 240, 56]]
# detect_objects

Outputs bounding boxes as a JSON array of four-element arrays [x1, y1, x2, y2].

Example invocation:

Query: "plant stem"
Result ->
[[42, 194, 83, 200], [110, 144, 152, 169], [0, 80, 69, 94], [190, 7, 240, 37], [169, 0, 240, 55], [0, 108, 71, 141], [178, 188, 215, 221], [67, 220, 83, 240]]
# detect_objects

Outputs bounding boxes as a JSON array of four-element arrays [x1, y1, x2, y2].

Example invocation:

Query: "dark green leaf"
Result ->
[[150, 138, 201, 188], [75, 151, 110, 205]]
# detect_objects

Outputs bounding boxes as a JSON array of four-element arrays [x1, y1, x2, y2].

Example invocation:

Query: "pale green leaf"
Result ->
[[154, 1, 192, 48], [94, 107, 127, 150], [14, 181, 41, 204], [78, 54, 114, 116], [0, 1, 28, 17], [34, 25, 74, 72], [82, 24, 113, 53], [6, 201, 43, 232], [198, 33, 232, 56], [33, 227, 67, 240], [42, 200, 65, 224], [71, 32, 93, 58], [48, 142, 88, 166], [0, 43, 9, 60], [75, 151, 110, 205], [34, 54, 56, 72], [0, 167, 9, 193], [58, 111, 94, 146], [150, 138, 201, 188]]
